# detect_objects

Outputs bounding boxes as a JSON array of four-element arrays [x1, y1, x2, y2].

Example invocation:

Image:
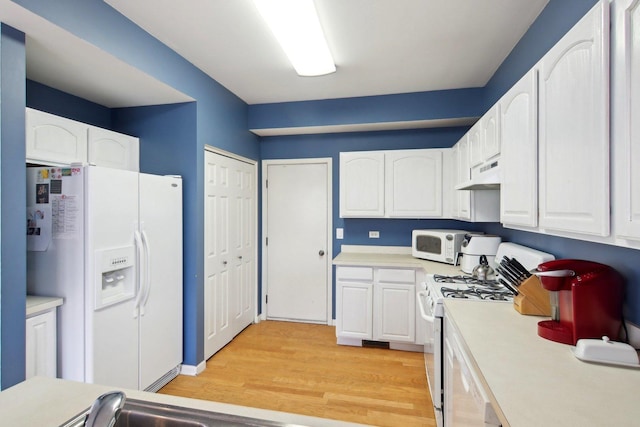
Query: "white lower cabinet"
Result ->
[[336, 266, 418, 346], [25, 309, 57, 379], [336, 280, 373, 340]]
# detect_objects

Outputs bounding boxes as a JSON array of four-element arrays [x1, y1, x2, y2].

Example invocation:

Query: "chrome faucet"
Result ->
[[84, 391, 126, 427]]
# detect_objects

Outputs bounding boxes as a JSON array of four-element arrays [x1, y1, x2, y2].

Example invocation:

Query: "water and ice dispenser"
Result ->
[[95, 246, 135, 309]]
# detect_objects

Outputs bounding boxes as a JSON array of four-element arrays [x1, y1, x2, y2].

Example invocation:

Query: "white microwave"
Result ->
[[412, 229, 468, 265]]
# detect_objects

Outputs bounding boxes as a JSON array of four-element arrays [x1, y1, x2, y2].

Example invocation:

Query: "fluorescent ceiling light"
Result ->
[[253, 0, 336, 77]]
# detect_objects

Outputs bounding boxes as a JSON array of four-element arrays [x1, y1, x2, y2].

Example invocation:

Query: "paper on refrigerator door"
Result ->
[[27, 204, 52, 251], [51, 194, 80, 238]]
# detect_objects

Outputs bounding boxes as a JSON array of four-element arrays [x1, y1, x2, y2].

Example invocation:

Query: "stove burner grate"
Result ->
[[433, 274, 500, 287]]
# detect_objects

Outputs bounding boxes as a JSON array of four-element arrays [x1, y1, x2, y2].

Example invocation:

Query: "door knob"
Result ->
[[319, 250, 325, 256]]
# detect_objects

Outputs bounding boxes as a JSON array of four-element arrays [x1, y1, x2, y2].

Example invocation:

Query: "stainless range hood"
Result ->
[[455, 158, 501, 190]]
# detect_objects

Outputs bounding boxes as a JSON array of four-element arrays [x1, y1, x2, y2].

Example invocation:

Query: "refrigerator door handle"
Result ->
[[140, 230, 152, 313], [133, 230, 145, 318]]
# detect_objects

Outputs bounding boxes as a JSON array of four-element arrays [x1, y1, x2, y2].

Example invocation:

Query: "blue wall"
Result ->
[[1, 24, 27, 389], [484, 0, 600, 107], [261, 127, 473, 257], [27, 80, 111, 129], [261, 127, 483, 318], [250, 88, 485, 130]]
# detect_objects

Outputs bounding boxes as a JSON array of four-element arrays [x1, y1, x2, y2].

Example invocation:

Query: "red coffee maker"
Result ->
[[533, 259, 624, 345]]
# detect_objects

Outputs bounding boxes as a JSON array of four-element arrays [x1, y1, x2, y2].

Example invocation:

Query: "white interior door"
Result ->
[[264, 159, 332, 323], [204, 150, 256, 360]]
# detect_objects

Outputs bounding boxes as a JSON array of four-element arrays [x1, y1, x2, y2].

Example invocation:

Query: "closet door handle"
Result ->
[[319, 250, 325, 256]]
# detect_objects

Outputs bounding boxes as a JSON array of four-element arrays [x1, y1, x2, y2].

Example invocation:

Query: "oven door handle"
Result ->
[[417, 290, 436, 323]]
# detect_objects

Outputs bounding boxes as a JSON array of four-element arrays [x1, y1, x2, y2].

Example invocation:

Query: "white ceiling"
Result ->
[[1, 0, 549, 108], [103, 0, 550, 105]]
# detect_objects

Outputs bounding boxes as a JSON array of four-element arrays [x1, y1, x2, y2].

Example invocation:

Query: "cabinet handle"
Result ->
[[222, 260, 228, 265], [319, 250, 325, 256], [238, 255, 243, 260]]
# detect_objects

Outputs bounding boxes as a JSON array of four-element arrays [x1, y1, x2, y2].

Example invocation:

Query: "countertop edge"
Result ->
[[26, 295, 64, 317], [1, 377, 367, 427]]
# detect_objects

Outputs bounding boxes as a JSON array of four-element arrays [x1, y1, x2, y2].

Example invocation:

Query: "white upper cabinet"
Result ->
[[88, 127, 139, 172], [339, 149, 443, 218], [468, 106, 500, 171], [26, 108, 87, 165], [468, 122, 483, 168], [612, 0, 640, 242], [339, 151, 385, 217], [448, 137, 500, 223], [500, 69, 539, 228], [26, 108, 140, 172], [482, 105, 501, 162], [537, 0, 610, 236], [454, 136, 472, 220], [385, 149, 443, 218]]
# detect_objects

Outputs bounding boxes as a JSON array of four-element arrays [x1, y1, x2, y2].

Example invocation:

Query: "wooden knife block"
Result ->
[[513, 276, 551, 316]]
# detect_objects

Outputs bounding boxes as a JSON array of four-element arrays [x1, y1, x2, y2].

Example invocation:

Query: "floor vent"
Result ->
[[362, 340, 390, 349], [144, 365, 181, 393]]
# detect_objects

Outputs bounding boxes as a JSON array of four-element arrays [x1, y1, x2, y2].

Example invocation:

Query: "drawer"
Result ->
[[336, 266, 373, 281], [377, 268, 416, 284]]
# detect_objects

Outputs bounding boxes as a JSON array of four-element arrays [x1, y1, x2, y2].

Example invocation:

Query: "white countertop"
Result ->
[[0, 377, 366, 427], [332, 245, 463, 275], [444, 300, 640, 427], [26, 295, 63, 317]]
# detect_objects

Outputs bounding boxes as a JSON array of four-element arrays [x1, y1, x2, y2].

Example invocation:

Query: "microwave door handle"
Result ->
[[417, 290, 436, 323]]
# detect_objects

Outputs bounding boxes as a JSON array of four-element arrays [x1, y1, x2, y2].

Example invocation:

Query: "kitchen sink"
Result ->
[[60, 398, 303, 427]]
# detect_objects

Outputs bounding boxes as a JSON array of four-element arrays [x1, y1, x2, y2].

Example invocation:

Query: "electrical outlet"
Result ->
[[336, 228, 344, 239], [369, 231, 380, 238]]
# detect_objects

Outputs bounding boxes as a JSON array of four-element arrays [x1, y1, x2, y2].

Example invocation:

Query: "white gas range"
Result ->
[[417, 243, 554, 427]]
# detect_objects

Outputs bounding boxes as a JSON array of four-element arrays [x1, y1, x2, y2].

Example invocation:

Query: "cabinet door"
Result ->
[[336, 280, 373, 339], [612, 0, 640, 241], [482, 105, 500, 161], [339, 151, 385, 217], [385, 149, 443, 218], [500, 69, 539, 227], [26, 108, 87, 165], [468, 122, 483, 168], [25, 310, 57, 379], [538, 0, 610, 236], [374, 282, 415, 343], [455, 137, 472, 220], [88, 127, 139, 172]]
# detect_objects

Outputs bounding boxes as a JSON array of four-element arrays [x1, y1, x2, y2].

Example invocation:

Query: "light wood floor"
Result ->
[[159, 321, 436, 426]]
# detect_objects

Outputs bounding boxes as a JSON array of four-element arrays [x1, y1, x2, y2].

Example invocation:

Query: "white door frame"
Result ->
[[204, 145, 260, 325], [261, 158, 333, 325]]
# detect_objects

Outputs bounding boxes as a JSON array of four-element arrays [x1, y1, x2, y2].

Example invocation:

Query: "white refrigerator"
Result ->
[[26, 165, 183, 391]]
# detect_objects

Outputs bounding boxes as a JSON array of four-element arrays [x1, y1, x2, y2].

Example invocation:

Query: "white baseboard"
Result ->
[[180, 361, 206, 376]]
